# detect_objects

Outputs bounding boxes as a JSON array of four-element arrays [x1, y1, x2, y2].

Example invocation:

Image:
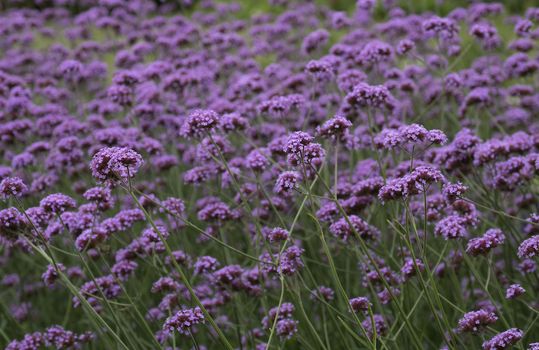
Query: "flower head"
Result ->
[[0, 177, 27, 199]]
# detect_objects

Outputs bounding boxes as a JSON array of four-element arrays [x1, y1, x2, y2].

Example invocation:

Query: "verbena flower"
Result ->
[[90, 147, 143, 183], [457, 310, 498, 333], [349, 296, 371, 313], [163, 307, 205, 335], [466, 228, 505, 256], [482, 328, 523, 350], [0, 177, 27, 199], [518, 235, 539, 259], [180, 109, 220, 138], [506, 284, 525, 300]]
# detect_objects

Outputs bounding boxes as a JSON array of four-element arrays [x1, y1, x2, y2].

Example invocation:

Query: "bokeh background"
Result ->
[[1, 0, 538, 16]]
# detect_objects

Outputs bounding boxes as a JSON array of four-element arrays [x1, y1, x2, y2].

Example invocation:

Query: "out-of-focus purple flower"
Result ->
[[180, 109, 220, 138], [83, 186, 114, 211], [396, 39, 415, 55], [163, 307, 205, 335], [316, 115, 352, 141], [284, 131, 314, 155], [301, 29, 329, 55], [442, 182, 468, 203], [263, 227, 289, 243], [400, 257, 424, 280], [482, 328, 523, 350], [246, 149, 269, 172], [470, 23, 501, 49], [379, 166, 445, 202], [40, 193, 76, 215], [518, 235, 539, 259], [194, 256, 220, 275], [161, 197, 186, 217], [0, 177, 27, 199], [506, 284, 525, 300], [346, 83, 395, 110], [42, 263, 66, 287], [274, 171, 301, 194], [457, 309, 498, 333], [310, 286, 335, 301], [466, 228, 505, 256], [349, 296, 371, 313], [435, 215, 468, 240], [422, 16, 459, 41], [375, 124, 447, 149], [276, 318, 298, 339], [361, 314, 387, 339], [329, 215, 379, 242], [90, 147, 143, 183]]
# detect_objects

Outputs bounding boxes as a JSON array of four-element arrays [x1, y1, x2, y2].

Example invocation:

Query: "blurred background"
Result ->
[[1, 0, 537, 15]]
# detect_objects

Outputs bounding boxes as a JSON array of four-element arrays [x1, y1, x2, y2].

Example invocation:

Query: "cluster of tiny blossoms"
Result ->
[[0, 0, 538, 349]]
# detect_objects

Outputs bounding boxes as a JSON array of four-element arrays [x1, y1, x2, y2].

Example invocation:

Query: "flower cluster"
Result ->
[[163, 307, 205, 336], [0, 0, 537, 349]]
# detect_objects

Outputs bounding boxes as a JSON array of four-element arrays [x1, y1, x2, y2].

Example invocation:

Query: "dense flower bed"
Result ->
[[1, 0, 539, 349]]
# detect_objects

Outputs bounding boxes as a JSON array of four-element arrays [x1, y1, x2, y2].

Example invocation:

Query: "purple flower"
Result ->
[[375, 124, 447, 150], [83, 187, 114, 211], [470, 23, 501, 49], [219, 113, 248, 132], [0, 177, 27, 199], [316, 115, 352, 141], [457, 309, 498, 333], [109, 148, 144, 179], [356, 40, 393, 67], [90, 147, 143, 183], [466, 228, 505, 256], [329, 215, 379, 242], [506, 284, 525, 300], [442, 182, 468, 203], [194, 256, 220, 275], [111, 260, 138, 281], [42, 263, 66, 287], [262, 303, 295, 329], [361, 314, 387, 339], [74, 275, 121, 309], [277, 246, 304, 276], [163, 307, 205, 335], [422, 16, 459, 41], [345, 83, 395, 110], [40, 193, 76, 215], [518, 235, 539, 259], [435, 215, 468, 240], [151, 277, 180, 293], [0, 207, 26, 240], [482, 328, 523, 350], [161, 197, 186, 217], [245, 149, 269, 171], [301, 29, 329, 55], [396, 39, 415, 55], [379, 166, 445, 202], [310, 286, 335, 301], [44, 325, 94, 349], [276, 318, 298, 339], [284, 131, 314, 155], [274, 171, 301, 194], [263, 227, 289, 243], [180, 109, 220, 138], [400, 257, 424, 280], [59, 59, 83, 81], [349, 296, 371, 313]]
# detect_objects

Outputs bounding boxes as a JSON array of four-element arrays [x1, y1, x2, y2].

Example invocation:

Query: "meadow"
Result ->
[[0, 0, 539, 349]]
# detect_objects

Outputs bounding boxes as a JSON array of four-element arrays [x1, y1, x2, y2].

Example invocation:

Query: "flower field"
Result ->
[[1, 0, 539, 349]]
